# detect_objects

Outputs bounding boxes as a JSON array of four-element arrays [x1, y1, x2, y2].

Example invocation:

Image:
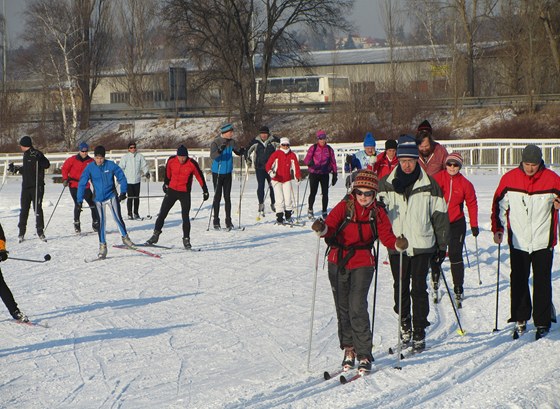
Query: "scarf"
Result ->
[[392, 164, 421, 194]]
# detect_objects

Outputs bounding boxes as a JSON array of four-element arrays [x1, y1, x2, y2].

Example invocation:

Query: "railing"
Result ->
[[1, 139, 558, 186]]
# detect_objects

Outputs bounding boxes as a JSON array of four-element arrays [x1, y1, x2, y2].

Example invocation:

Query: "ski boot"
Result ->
[[74, 221, 81, 233], [341, 346, 355, 370], [12, 309, 29, 323], [284, 210, 294, 224], [38, 232, 47, 242], [213, 218, 221, 231], [122, 235, 135, 248], [276, 212, 284, 225], [225, 219, 234, 231], [257, 203, 265, 220], [134, 213, 141, 220], [18, 235, 24, 243], [307, 208, 314, 221], [412, 329, 426, 353], [454, 286, 464, 308], [270, 202, 276, 213], [401, 315, 412, 346], [183, 237, 192, 250], [513, 320, 526, 339], [535, 326, 549, 340], [146, 230, 161, 245], [357, 356, 372, 373], [128, 213, 134, 220], [98, 243, 108, 259]]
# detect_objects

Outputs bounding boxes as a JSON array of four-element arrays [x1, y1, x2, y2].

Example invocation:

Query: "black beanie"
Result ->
[[521, 144, 542, 164], [94, 146, 106, 157], [19, 136, 32, 147], [385, 139, 398, 150], [177, 145, 188, 156]]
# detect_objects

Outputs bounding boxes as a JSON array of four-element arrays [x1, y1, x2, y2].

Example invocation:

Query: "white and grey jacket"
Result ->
[[378, 167, 449, 256]]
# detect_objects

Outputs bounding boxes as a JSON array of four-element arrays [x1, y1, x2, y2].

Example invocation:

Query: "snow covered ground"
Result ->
[[0, 170, 559, 409]]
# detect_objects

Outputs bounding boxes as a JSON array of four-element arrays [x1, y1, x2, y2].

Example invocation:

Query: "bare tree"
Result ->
[[536, 0, 560, 76], [161, 0, 353, 136]]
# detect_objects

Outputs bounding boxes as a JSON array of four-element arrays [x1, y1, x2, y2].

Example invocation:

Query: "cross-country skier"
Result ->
[[311, 169, 406, 373], [378, 134, 449, 352], [146, 145, 209, 249], [61, 142, 100, 233], [491, 144, 560, 340], [119, 141, 150, 220], [209, 123, 246, 230], [265, 137, 301, 224], [433, 152, 479, 304], [77, 146, 134, 259], [0, 221, 29, 322], [246, 125, 279, 219]]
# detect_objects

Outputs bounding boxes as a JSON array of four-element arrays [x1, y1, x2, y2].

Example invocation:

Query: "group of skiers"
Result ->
[[1, 125, 558, 381]]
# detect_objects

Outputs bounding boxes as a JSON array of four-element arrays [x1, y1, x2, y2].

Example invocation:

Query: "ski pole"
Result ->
[[463, 240, 470, 268], [306, 234, 321, 372], [8, 254, 51, 263], [35, 158, 39, 217], [440, 264, 466, 335], [146, 175, 152, 219], [238, 159, 249, 228], [44, 185, 66, 234], [395, 250, 404, 370], [475, 236, 482, 285], [191, 199, 205, 221], [208, 160, 221, 231], [125, 195, 165, 199], [299, 177, 309, 219], [371, 239, 380, 339], [296, 179, 300, 222], [493, 243, 501, 332]]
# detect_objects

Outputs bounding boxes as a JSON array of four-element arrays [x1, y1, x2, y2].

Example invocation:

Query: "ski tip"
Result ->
[[400, 353, 405, 360], [512, 331, 519, 340], [323, 371, 331, 380], [388, 347, 394, 354], [339, 375, 348, 384]]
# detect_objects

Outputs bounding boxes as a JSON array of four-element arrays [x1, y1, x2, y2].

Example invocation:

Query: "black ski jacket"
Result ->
[[20, 147, 50, 189]]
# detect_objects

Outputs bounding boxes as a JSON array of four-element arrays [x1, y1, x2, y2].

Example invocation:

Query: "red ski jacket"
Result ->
[[265, 149, 301, 183], [418, 142, 448, 176], [433, 170, 478, 227], [61, 154, 93, 189], [323, 195, 397, 269], [165, 156, 207, 193], [373, 151, 398, 180]]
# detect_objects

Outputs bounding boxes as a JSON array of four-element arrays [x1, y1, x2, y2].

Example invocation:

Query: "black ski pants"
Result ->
[[255, 168, 275, 206], [18, 185, 45, 236], [390, 252, 432, 332], [212, 172, 233, 224], [328, 262, 374, 360], [0, 269, 18, 316], [308, 173, 330, 214], [509, 247, 553, 329], [69, 187, 99, 225], [154, 188, 192, 238], [126, 183, 141, 216], [431, 218, 466, 292]]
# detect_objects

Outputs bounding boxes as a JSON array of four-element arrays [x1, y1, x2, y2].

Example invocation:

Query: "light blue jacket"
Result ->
[[78, 160, 128, 203], [119, 152, 149, 184]]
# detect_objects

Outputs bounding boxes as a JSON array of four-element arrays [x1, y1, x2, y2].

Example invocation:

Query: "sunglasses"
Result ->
[[80, 150, 88, 153], [353, 189, 375, 197], [281, 143, 290, 147], [446, 162, 460, 167], [129, 146, 137, 149]]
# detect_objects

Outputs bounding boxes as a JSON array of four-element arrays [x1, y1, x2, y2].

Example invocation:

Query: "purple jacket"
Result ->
[[304, 144, 337, 174]]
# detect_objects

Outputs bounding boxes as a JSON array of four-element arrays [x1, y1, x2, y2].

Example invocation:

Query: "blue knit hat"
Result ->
[[177, 145, 188, 157], [363, 132, 376, 148], [78, 142, 88, 151], [220, 123, 234, 133], [397, 134, 419, 159]]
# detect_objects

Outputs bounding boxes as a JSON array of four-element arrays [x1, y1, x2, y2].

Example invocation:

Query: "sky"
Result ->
[[4, 0, 385, 49]]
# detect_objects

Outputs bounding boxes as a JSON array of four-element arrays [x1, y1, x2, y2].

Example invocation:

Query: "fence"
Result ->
[[1, 139, 559, 185]]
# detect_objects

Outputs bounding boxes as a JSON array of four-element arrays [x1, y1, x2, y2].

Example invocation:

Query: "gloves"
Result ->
[[346, 155, 353, 165], [8, 163, 21, 174], [493, 231, 503, 244], [311, 219, 326, 236], [268, 169, 276, 178], [237, 147, 246, 156], [203, 190, 209, 201], [433, 249, 447, 265], [471, 226, 479, 237], [145, 172, 151, 180], [118, 192, 127, 202], [0, 250, 8, 262], [308, 159, 315, 167], [162, 184, 168, 193], [331, 173, 338, 186], [62, 179, 68, 187], [395, 235, 408, 252]]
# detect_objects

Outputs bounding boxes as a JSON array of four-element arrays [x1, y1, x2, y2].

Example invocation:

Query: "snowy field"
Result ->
[[0, 170, 559, 409]]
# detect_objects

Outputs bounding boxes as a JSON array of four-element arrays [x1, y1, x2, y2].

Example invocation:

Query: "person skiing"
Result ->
[[265, 137, 301, 224], [303, 130, 337, 220], [373, 139, 398, 179], [209, 123, 245, 230], [378, 134, 449, 352], [8, 136, 50, 243], [0, 221, 29, 323], [146, 145, 209, 249], [246, 125, 279, 219], [61, 142, 100, 233], [491, 144, 560, 340], [311, 169, 406, 373], [77, 146, 134, 259], [433, 152, 479, 305], [119, 141, 150, 220], [344, 132, 377, 188]]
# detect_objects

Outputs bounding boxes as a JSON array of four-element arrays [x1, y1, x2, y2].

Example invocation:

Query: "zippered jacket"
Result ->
[[119, 152, 149, 184], [20, 148, 50, 189], [491, 164, 560, 252], [210, 136, 244, 174], [433, 170, 478, 227], [265, 149, 301, 183], [78, 160, 128, 203], [418, 142, 448, 176], [164, 156, 207, 193], [373, 151, 398, 179], [303, 143, 337, 175], [247, 135, 280, 169], [378, 167, 449, 256], [61, 154, 93, 189]]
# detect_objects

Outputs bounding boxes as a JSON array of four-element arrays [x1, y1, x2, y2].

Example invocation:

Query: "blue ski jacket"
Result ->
[[77, 159, 128, 203]]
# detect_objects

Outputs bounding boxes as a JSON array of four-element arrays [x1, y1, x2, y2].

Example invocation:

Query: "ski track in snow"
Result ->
[[0, 173, 559, 408]]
